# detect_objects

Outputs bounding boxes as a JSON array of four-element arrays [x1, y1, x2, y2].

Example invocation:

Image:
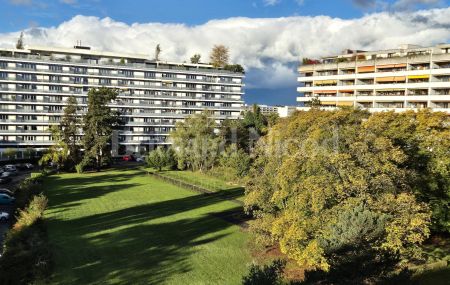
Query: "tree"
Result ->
[[170, 111, 222, 172], [155, 44, 162, 61], [219, 144, 251, 178], [224, 64, 244, 73], [60, 96, 80, 169], [146, 147, 176, 171], [209, 45, 229, 68], [23, 148, 36, 159], [39, 125, 69, 171], [3, 148, 17, 161], [242, 260, 286, 285], [242, 104, 268, 136], [16, 32, 24, 49], [363, 110, 450, 233], [245, 109, 431, 274], [80, 87, 121, 172], [190, 54, 201, 64]]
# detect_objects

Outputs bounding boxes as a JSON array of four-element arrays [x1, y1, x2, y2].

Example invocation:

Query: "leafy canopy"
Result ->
[[245, 109, 432, 271]]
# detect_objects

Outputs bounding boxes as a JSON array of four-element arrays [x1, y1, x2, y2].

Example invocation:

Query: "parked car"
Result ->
[[1, 171, 15, 178], [136, 157, 145, 163], [0, 177, 12, 184], [0, 211, 10, 222], [123, 155, 135, 161], [0, 188, 13, 196], [24, 163, 34, 169], [4, 165, 17, 172], [0, 194, 15, 205]]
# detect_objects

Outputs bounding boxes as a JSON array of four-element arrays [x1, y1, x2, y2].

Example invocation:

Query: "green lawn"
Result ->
[[44, 168, 251, 285], [155, 170, 245, 201]]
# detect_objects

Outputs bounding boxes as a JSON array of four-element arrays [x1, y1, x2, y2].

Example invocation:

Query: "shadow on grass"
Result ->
[[46, 170, 246, 284], [412, 266, 450, 285]]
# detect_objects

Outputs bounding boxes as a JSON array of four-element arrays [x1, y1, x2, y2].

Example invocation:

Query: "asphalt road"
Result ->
[[0, 170, 33, 252]]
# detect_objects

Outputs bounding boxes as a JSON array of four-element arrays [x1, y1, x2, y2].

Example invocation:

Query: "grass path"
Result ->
[[44, 168, 250, 285]]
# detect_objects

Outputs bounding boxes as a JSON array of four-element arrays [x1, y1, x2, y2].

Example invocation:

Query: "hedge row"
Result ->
[[0, 172, 52, 285]]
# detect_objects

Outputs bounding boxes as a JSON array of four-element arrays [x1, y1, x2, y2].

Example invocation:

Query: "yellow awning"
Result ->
[[320, 101, 337, 105], [408, 75, 430, 79], [314, 80, 337, 85], [337, 101, 354, 106]]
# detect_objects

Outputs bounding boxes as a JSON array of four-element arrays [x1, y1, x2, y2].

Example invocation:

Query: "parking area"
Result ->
[[0, 168, 33, 251]]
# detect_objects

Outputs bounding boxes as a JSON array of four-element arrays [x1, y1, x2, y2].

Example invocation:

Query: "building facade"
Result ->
[[297, 44, 450, 113], [0, 45, 244, 153], [243, 104, 298, 118]]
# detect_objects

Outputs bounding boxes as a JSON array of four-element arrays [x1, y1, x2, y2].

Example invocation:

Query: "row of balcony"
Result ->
[[0, 73, 242, 87], [0, 83, 243, 95], [0, 54, 244, 76], [0, 97, 240, 108]]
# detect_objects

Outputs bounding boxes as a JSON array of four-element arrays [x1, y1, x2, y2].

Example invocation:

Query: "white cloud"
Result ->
[[263, 0, 282, 6], [0, 8, 449, 91]]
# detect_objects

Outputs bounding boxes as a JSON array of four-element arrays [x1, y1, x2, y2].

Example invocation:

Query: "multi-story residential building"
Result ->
[[297, 44, 450, 113], [0, 45, 244, 154], [243, 104, 298, 118]]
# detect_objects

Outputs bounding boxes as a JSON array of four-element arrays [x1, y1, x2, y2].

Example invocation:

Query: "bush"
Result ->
[[219, 144, 251, 178], [147, 147, 177, 171], [14, 194, 48, 230], [0, 194, 51, 284], [242, 259, 286, 285]]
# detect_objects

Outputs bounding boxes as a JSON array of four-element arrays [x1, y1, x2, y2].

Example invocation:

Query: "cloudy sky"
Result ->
[[0, 0, 449, 105]]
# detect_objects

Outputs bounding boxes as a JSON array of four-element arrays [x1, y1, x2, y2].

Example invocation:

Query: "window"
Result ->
[[99, 69, 111, 75], [16, 62, 36, 70], [49, 85, 63, 91], [99, 78, 111, 85], [49, 65, 63, 72], [119, 70, 134, 77], [0, 61, 7, 69], [144, 72, 155, 78], [162, 73, 176, 78], [0, 72, 7, 78]]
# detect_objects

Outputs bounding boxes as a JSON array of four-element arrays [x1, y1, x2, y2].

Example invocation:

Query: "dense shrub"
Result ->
[[242, 259, 286, 285], [0, 174, 51, 284]]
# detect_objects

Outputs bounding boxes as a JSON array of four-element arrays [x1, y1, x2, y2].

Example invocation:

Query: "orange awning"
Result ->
[[314, 90, 337, 94], [358, 66, 375, 73], [376, 76, 406, 82], [377, 63, 407, 69]]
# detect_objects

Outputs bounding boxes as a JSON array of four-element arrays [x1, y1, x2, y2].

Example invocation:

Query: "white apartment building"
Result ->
[[297, 44, 450, 113], [0, 45, 244, 153], [243, 104, 297, 118]]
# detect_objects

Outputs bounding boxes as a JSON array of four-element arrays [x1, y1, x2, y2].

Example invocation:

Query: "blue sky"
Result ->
[[0, 0, 449, 105]]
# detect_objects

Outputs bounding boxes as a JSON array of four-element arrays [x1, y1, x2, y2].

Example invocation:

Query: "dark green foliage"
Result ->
[[224, 64, 245, 73], [80, 87, 122, 171], [147, 147, 176, 171], [0, 175, 51, 285], [242, 104, 268, 136], [319, 203, 388, 254], [190, 54, 201, 64], [242, 259, 286, 285], [15, 32, 24, 49], [300, 251, 412, 285], [219, 144, 252, 178], [60, 96, 81, 169], [0, 220, 52, 285]]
